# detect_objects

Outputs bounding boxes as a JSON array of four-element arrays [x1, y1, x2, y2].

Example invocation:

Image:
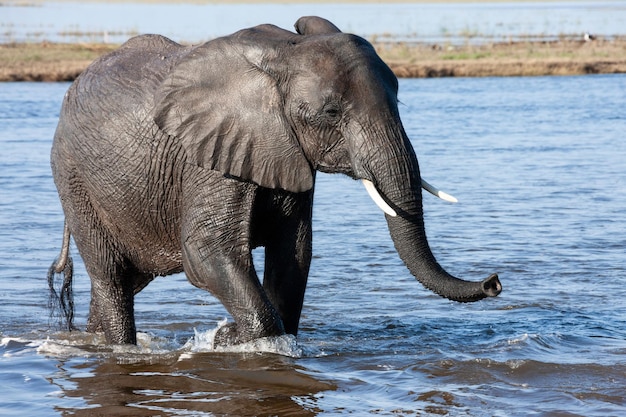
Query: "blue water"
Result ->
[[1, 75, 626, 415], [3, 1, 626, 44]]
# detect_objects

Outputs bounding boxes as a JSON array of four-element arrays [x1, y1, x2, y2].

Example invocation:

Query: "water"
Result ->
[[1, 75, 626, 415], [2, 1, 626, 44]]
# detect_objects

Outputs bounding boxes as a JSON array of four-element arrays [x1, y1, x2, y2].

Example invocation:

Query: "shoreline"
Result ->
[[2, 37, 626, 81], [378, 37, 626, 78]]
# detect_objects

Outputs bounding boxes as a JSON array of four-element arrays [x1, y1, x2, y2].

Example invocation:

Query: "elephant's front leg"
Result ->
[[183, 239, 285, 346], [181, 183, 285, 346]]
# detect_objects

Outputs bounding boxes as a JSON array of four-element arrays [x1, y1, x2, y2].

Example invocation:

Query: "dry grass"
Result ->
[[0, 42, 117, 81], [376, 37, 626, 77], [2, 38, 626, 81]]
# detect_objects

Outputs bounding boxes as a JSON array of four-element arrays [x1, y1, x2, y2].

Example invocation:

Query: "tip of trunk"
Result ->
[[445, 273, 501, 303], [481, 273, 502, 298]]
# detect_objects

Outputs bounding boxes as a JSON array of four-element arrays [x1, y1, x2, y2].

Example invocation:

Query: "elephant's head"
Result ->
[[154, 16, 501, 302]]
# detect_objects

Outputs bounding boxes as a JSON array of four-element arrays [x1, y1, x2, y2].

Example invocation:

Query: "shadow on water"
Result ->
[[50, 350, 335, 416]]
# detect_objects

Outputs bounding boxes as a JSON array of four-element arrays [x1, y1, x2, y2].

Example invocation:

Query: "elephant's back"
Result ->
[[53, 35, 189, 160], [89, 34, 186, 80], [87, 34, 187, 90], [65, 34, 188, 120]]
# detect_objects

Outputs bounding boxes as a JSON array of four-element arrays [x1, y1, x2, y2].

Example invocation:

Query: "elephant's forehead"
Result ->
[[297, 33, 373, 61]]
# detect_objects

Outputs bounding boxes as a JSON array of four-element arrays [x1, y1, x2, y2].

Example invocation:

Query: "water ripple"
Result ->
[[2, 74, 626, 415]]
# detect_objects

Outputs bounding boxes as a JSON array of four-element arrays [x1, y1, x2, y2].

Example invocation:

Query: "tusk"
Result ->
[[421, 178, 458, 203], [362, 179, 397, 217]]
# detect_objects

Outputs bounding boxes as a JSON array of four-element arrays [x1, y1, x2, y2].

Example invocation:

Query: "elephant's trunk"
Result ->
[[364, 131, 501, 302], [385, 210, 501, 302]]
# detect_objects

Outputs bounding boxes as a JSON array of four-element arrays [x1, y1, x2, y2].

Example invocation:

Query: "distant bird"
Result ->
[[583, 32, 596, 42]]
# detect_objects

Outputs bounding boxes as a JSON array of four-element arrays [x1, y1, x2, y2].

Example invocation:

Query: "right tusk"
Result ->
[[362, 179, 397, 217], [421, 179, 458, 203]]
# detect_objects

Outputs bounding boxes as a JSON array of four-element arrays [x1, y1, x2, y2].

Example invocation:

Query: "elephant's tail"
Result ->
[[47, 221, 76, 331]]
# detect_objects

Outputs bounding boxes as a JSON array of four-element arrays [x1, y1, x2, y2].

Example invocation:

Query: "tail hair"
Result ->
[[47, 221, 76, 331]]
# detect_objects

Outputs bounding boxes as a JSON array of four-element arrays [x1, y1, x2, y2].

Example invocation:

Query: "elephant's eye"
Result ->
[[322, 103, 342, 123]]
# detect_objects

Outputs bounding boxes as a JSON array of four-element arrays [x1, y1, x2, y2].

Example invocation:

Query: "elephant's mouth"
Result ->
[[361, 178, 457, 217]]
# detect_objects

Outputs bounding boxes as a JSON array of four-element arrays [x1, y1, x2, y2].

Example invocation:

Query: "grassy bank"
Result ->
[[378, 37, 626, 78], [0, 42, 118, 81], [2, 37, 626, 81]]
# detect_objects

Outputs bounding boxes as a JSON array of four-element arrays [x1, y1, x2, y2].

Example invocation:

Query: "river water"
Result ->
[[3, 1, 626, 44], [1, 74, 625, 415]]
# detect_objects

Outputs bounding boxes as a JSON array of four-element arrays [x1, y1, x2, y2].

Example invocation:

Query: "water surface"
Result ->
[[1, 75, 625, 415], [3, 1, 626, 44]]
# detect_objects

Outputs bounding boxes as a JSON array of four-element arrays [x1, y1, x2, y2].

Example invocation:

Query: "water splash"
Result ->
[[11, 319, 302, 360], [181, 319, 303, 358]]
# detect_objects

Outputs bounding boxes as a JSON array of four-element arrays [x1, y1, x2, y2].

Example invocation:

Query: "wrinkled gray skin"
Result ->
[[49, 16, 501, 346]]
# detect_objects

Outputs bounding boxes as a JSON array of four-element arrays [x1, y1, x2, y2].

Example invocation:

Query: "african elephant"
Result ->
[[48, 16, 501, 346]]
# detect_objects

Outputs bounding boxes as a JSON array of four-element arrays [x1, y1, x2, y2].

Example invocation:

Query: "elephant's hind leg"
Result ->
[[64, 199, 140, 344], [255, 189, 314, 336], [88, 267, 137, 344], [262, 215, 312, 336], [55, 160, 150, 344], [86, 268, 153, 343]]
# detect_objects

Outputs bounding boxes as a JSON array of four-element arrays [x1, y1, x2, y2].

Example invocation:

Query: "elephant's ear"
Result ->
[[295, 16, 342, 35], [154, 38, 313, 193]]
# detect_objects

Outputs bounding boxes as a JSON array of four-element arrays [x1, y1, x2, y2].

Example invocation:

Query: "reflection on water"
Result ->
[[55, 351, 333, 416], [1, 75, 626, 415], [6, 331, 335, 416]]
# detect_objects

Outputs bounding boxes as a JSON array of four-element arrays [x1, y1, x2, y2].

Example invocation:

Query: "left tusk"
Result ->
[[421, 178, 458, 203], [362, 179, 397, 217]]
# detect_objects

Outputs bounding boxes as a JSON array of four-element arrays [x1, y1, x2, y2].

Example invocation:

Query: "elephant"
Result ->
[[47, 16, 501, 346]]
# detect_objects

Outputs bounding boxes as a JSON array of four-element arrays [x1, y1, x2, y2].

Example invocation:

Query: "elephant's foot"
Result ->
[[86, 314, 103, 334], [86, 312, 136, 345], [213, 319, 285, 348], [214, 322, 240, 347]]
